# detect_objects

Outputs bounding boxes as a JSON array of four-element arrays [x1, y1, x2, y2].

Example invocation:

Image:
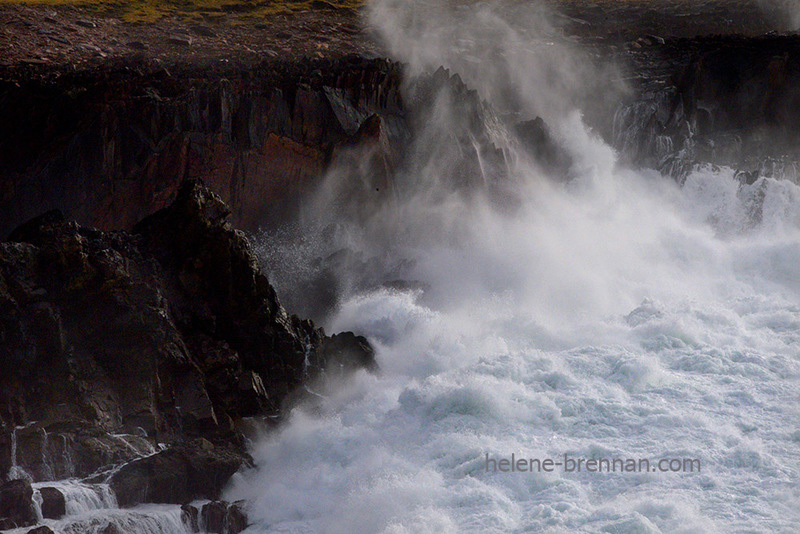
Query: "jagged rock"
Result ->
[[201, 500, 248, 534], [227, 501, 249, 533], [38, 486, 65, 520], [0, 181, 376, 488], [318, 332, 378, 378], [27, 527, 55, 534], [181, 503, 200, 532], [0, 57, 406, 236], [8, 424, 156, 482], [107, 439, 246, 507], [0, 479, 36, 530], [615, 34, 800, 180], [514, 117, 571, 178], [201, 501, 228, 533]]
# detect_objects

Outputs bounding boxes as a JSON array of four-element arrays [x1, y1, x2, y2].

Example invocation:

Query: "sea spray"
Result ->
[[234, 1, 800, 532]]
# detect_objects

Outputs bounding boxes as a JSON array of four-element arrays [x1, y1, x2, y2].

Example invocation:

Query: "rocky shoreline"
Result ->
[[0, 181, 375, 531], [2, 1, 800, 532]]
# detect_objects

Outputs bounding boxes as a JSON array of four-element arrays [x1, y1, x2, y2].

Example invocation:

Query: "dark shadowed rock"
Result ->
[[201, 501, 228, 534], [0, 57, 406, 237], [0, 182, 376, 506], [514, 117, 572, 178], [615, 34, 800, 181], [318, 332, 378, 377], [107, 439, 246, 506], [38, 486, 66, 520], [227, 501, 249, 533], [26, 526, 55, 534], [181, 503, 200, 532], [0, 479, 36, 530], [201, 500, 248, 534]]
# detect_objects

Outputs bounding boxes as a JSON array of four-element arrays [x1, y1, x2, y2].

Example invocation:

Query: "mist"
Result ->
[[758, 0, 800, 30], [232, 1, 800, 532]]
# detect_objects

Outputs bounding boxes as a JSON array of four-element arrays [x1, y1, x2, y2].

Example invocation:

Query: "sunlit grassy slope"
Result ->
[[0, 0, 365, 22]]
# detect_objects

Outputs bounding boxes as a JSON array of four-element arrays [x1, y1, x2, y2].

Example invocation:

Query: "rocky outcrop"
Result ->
[[105, 439, 245, 507], [0, 56, 406, 237], [614, 34, 800, 181], [0, 56, 572, 240], [179, 500, 248, 534], [201, 500, 248, 534], [0, 181, 376, 489], [0, 479, 37, 529], [38, 486, 65, 520]]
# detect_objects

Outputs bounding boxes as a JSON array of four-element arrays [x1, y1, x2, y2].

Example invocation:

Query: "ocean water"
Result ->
[[230, 1, 800, 532]]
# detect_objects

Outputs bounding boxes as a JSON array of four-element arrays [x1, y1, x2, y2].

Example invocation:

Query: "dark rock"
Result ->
[[190, 25, 217, 38], [0, 57, 405, 236], [9, 425, 156, 482], [107, 439, 246, 507], [38, 486, 66, 520], [181, 503, 200, 532], [75, 19, 96, 28], [99, 525, 120, 534], [1, 181, 375, 487], [7, 209, 65, 243], [200, 500, 248, 534], [0, 479, 36, 529], [201, 501, 228, 533], [27, 527, 55, 534], [614, 34, 800, 180], [514, 117, 572, 178], [227, 501, 249, 534], [318, 332, 378, 377]]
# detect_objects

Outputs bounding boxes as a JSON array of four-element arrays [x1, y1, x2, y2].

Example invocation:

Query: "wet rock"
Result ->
[[181, 503, 200, 532], [0, 479, 36, 530], [318, 332, 378, 378], [514, 117, 572, 178], [1, 181, 375, 485], [201, 501, 227, 533], [38, 486, 65, 520], [27, 527, 55, 534], [106, 438, 246, 507], [0, 57, 405, 236], [201, 500, 248, 534], [226, 501, 248, 533], [615, 34, 800, 179]]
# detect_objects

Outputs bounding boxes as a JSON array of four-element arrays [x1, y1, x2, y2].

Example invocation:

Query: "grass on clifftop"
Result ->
[[0, 0, 365, 22]]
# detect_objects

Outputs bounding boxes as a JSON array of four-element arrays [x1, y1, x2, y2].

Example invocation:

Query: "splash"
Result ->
[[234, 1, 800, 532]]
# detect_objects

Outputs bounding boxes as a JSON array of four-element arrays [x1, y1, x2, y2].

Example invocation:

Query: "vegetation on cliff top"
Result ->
[[0, 0, 364, 22]]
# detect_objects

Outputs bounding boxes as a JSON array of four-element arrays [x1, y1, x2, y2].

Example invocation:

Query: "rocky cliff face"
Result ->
[[0, 56, 406, 237], [0, 181, 375, 494], [614, 34, 800, 181]]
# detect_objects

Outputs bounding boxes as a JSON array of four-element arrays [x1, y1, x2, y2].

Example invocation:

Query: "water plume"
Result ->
[[237, 1, 800, 532]]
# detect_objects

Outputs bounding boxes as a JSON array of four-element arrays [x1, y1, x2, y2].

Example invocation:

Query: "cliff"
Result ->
[[0, 56, 406, 237], [614, 34, 800, 181], [0, 181, 375, 517]]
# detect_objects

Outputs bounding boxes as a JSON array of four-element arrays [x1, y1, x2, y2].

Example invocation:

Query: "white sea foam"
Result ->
[[232, 1, 800, 532]]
